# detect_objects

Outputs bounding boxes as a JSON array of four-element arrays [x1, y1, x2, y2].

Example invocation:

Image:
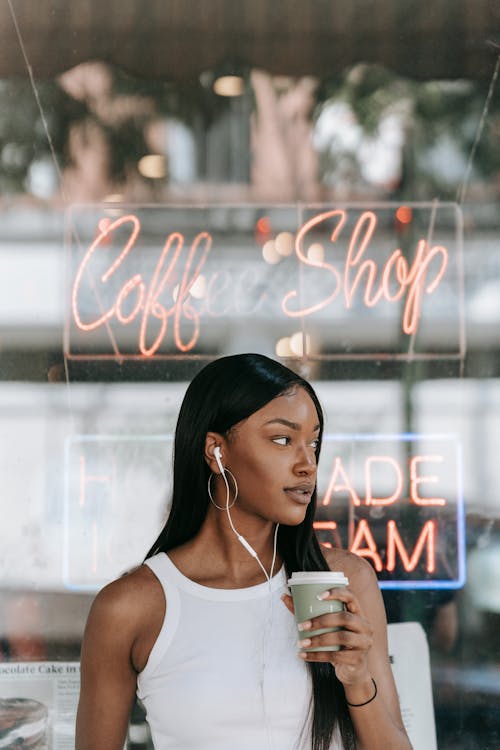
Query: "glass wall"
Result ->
[[1, 2, 499, 748]]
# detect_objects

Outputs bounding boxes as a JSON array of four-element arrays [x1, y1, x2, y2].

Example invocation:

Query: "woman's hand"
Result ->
[[282, 585, 374, 687], [282, 555, 412, 749]]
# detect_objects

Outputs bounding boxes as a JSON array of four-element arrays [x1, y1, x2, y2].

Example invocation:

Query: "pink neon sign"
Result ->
[[67, 205, 459, 360], [321, 454, 447, 508], [281, 209, 448, 335], [316, 453, 444, 574], [72, 215, 212, 355], [65, 433, 463, 590], [314, 434, 464, 589]]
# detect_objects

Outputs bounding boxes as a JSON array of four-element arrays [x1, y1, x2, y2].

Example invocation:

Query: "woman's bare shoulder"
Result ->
[[87, 563, 164, 635], [80, 562, 166, 677], [323, 546, 378, 594]]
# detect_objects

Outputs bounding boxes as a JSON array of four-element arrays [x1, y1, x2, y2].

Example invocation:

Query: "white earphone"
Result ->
[[214, 445, 224, 473], [212, 445, 279, 580]]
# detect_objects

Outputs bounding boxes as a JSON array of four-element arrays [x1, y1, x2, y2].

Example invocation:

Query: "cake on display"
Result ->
[[0, 698, 48, 749]]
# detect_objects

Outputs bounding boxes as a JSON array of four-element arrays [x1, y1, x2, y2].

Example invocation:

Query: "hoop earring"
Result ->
[[208, 469, 238, 510]]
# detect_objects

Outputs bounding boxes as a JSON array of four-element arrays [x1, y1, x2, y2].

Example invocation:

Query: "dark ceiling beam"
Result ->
[[0, 0, 499, 81]]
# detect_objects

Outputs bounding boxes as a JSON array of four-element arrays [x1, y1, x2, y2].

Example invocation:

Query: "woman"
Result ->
[[76, 353, 411, 750]]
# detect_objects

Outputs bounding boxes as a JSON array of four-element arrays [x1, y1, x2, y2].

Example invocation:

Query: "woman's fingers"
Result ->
[[281, 593, 295, 615], [295, 586, 373, 671], [283, 585, 373, 678], [300, 608, 363, 632], [297, 587, 370, 635], [298, 624, 373, 653], [317, 586, 363, 615], [283, 586, 362, 622]]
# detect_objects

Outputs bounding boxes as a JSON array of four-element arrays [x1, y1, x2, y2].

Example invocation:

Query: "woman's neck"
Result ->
[[168, 510, 281, 588]]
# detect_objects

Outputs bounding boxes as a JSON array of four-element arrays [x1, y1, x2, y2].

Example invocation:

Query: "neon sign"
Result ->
[[64, 435, 172, 590], [64, 432, 464, 591], [347, 519, 437, 573], [322, 454, 446, 507], [314, 433, 465, 590], [281, 209, 448, 336], [66, 203, 464, 360], [71, 215, 212, 355]]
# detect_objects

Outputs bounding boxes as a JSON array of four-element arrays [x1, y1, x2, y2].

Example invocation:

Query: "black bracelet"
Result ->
[[346, 677, 377, 707]]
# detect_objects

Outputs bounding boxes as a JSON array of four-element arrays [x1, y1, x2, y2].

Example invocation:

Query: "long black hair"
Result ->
[[146, 353, 355, 750]]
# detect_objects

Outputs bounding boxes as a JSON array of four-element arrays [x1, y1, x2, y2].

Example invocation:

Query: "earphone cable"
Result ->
[[221, 467, 279, 582], [220, 465, 278, 750]]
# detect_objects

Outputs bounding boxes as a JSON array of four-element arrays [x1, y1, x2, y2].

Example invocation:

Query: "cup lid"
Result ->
[[287, 571, 349, 586]]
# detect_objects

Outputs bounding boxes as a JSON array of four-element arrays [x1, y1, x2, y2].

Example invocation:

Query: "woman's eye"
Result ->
[[271, 436, 318, 448], [272, 436, 290, 446]]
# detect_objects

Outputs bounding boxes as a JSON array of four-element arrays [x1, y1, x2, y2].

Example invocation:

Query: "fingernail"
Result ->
[[298, 621, 311, 631], [298, 652, 308, 659], [298, 638, 312, 647], [317, 591, 328, 600]]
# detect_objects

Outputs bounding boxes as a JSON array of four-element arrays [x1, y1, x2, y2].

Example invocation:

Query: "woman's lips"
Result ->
[[284, 486, 314, 505]]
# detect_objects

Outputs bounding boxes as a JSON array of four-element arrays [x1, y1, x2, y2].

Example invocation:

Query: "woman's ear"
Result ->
[[204, 432, 225, 474]]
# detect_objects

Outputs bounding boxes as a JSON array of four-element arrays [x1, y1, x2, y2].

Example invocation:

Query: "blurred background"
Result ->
[[0, 1, 500, 747]]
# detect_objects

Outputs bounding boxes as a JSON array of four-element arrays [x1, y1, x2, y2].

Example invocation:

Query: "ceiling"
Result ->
[[1, 0, 499, 83]]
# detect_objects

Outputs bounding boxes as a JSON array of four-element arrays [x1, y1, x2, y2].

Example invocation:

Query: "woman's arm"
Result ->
[[284, 551, 412, 750], [76, 568, 162, 750], [332, 554, 411, 750]]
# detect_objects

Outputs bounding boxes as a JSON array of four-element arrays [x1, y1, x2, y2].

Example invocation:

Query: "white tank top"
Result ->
[[137, 553, 342, 750]]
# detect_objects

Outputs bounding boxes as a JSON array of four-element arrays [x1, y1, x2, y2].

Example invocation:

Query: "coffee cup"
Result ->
[[287, 571, 349, 652]]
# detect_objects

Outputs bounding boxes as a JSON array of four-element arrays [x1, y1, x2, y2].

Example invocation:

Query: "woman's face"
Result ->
[[217, 387, 320, 526]]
